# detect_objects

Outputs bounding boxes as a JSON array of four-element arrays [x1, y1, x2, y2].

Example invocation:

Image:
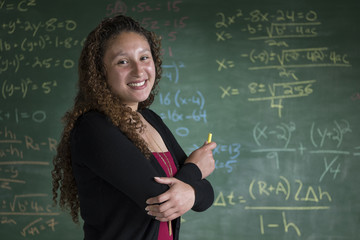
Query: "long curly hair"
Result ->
[[51, 15, 163, 223]]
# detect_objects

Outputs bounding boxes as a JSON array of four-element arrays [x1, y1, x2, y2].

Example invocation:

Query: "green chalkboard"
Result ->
[[1, 0, 359, 239]]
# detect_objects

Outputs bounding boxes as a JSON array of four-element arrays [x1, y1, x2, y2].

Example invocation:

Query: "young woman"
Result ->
[[52, 15, 216, 240]]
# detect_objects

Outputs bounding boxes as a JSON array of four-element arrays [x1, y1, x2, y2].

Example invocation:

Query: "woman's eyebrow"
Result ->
[[111, 48, 151, 59]]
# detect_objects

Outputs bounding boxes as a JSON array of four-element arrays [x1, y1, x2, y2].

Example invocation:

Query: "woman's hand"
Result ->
[[185, 141, 217, 179], [145, 177, 195, 222]]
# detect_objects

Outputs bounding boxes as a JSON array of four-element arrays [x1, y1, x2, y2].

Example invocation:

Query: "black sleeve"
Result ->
[[176, 168, 215, 212], [71, 111, 168, 210], [143, 109, 215, 211]]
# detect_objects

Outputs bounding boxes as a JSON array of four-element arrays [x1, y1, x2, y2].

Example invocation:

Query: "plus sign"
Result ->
[[298, 143, 306, 155]]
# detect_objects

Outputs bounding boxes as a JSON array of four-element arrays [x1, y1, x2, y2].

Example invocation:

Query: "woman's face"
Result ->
[[103, 31, 156, 111]]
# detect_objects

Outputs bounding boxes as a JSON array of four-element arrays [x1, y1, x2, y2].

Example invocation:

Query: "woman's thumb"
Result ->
[[154, 176, 174, 185]]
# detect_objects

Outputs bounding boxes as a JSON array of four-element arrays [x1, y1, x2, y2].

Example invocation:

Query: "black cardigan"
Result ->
[[70, 108, 214, 240]]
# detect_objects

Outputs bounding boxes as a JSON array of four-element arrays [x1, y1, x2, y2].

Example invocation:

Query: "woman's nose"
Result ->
[[132, 61, 144, 77]]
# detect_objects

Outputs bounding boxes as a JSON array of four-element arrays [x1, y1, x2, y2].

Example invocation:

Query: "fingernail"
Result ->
[[145, 207, 149, 211]]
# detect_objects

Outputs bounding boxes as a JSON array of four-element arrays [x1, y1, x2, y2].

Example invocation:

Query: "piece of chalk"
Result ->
[[207, 133, 212, 143], [168, 221, 172, 236]]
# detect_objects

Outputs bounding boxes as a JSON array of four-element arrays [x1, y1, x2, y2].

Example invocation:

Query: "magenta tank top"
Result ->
[[152, 152, 178, 240]]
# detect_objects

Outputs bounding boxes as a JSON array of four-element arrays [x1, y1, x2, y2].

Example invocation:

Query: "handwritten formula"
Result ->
[[207, 4, 359, 240], [214, 9, 352, 117]]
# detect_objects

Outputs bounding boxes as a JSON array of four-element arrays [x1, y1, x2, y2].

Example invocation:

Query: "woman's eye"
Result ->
[[141, 56, 150, 61], [117, 60, 128, 64]]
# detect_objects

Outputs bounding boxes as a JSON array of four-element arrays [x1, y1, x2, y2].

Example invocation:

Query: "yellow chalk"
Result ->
[[169, 221, 172, 236], [207, 133, 212, 143]]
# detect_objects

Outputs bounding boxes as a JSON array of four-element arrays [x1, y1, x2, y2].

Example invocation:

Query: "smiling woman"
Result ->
[[51, 15, 217, 240]]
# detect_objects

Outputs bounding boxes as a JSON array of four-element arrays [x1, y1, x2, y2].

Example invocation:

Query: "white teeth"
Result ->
[[128, 81, 145, 87]]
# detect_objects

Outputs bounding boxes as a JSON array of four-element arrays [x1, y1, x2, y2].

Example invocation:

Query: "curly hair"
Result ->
[[51, 15, 163, 223]]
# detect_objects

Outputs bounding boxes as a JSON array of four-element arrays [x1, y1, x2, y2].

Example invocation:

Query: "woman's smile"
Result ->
[[128, 80, 147, 88]]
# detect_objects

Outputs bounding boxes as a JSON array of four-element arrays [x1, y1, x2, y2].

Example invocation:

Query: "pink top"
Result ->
[[152, 152, 178, 240]]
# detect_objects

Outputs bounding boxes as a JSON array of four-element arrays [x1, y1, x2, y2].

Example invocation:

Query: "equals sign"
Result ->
[[20, 112, 30, 119], [238, 196, 246, 203], [231, 89, 239, 95]]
